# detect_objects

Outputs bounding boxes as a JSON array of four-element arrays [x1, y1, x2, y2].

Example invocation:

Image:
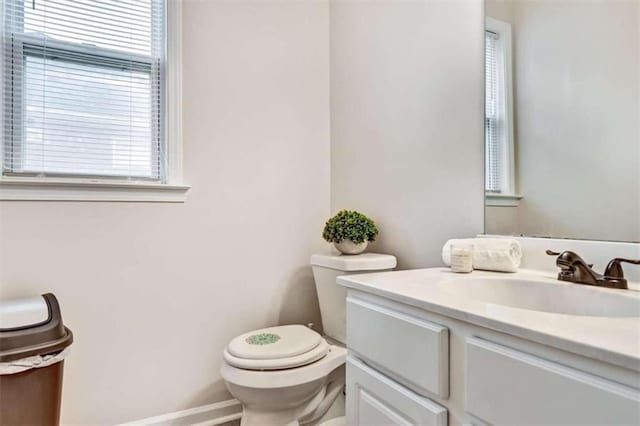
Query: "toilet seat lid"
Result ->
[[223, 338, 330, 370], [227, 325, 322, 361]]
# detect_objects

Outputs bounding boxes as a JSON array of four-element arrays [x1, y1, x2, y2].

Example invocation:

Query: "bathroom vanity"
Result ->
[[338, 268, 640, 425]]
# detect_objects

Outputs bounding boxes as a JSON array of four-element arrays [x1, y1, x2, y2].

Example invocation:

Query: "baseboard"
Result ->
[[118, 399, 242, 426]]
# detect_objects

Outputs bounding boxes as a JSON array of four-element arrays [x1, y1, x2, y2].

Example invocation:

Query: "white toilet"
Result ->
[[220, 253, 397, 426]]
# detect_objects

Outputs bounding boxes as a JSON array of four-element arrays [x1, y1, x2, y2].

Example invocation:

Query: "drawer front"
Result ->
[[347, 297, 449, 398], [347, 355, 448, 426], [466, 337, 640, 425]]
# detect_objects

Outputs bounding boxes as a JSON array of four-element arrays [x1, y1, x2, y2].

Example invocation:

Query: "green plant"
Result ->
[[322, 210, 378, 244]]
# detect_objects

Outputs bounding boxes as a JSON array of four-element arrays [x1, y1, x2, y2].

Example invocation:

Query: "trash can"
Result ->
[[0, 293, 73, 426]]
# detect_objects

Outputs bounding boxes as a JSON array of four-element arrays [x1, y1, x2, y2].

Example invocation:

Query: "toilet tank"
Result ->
[[310, 253, 397, 344]]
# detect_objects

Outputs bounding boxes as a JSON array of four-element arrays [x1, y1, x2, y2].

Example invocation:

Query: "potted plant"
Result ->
[[322, 210, 379, 255]]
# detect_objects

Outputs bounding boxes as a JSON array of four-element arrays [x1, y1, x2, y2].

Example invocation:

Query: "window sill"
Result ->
[[0, 177, 190, 202], [485, 193, 522, 207]]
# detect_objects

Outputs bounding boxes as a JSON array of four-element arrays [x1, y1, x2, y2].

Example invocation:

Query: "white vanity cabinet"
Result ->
[[344, 290, 640, 426]]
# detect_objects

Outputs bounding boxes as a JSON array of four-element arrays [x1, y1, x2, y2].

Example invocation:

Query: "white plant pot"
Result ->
[[334, 240, 368, 255]]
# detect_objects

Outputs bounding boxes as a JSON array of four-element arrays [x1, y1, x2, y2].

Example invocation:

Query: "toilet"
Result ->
[[220, 253, 397, 426]]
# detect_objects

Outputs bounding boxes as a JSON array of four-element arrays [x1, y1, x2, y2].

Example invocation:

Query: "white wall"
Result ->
[[0, 0, 489, 422], [330, 0, 485, 269], [0, 0, 330, 424]]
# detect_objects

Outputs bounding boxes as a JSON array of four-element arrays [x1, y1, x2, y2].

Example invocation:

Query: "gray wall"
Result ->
[[485, 0, 640, 242], [330, 0, 485, 269], [514, 0, 639, 242]]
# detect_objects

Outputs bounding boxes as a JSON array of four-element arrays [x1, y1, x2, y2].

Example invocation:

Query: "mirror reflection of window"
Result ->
[[484, 17, 515, 197]]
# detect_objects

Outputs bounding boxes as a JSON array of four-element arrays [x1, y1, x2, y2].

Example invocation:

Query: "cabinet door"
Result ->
[[466, 337, 640, 425], [347, 296, 449, 398], [347, 355, 448, 426]]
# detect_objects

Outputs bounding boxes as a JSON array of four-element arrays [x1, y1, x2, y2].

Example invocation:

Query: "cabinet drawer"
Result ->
[[347, 355, 448, 426], [347, 297, 449, 398], [466, 337, 640, 425]]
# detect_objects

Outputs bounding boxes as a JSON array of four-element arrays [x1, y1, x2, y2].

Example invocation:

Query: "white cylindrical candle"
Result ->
[[450, 246, 473, 273]]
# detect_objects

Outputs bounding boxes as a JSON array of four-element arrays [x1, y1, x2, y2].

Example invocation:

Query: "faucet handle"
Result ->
[[546, 250, 593, 268], [604, 258, 640, 278]]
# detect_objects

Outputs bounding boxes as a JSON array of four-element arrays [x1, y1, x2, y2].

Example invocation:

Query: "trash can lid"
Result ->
[[0, 296, 50, 329], [0, 293, 73, 362]]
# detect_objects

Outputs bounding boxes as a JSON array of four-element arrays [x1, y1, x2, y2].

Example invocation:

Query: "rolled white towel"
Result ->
[[442, 238, 522, 273]]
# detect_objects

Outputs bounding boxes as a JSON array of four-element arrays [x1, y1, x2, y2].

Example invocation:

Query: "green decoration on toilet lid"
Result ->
[[246, 333, 281, 345]]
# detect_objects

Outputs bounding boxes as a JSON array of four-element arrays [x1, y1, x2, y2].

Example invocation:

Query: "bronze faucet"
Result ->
[[546, 250, 640, 290]]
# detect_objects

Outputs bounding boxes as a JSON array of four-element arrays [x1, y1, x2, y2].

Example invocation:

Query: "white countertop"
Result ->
[[338, 267, 640, 372]]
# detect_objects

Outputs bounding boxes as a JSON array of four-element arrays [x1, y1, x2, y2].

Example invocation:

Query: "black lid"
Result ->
[[0, 293, 73, 362]]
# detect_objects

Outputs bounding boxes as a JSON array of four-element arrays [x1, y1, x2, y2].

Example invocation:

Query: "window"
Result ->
[[0, 0, 187, 201], [485, 17, 516, 201]]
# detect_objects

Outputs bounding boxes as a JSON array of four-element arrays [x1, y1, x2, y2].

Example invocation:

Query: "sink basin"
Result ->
[[438, 277, 640, 317]]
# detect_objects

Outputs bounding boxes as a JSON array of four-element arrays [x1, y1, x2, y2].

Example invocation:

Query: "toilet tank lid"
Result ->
[[310, 253, 397, 272]]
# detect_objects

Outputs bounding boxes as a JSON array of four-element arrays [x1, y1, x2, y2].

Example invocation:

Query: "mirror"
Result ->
[[484, 0, 639, 243]]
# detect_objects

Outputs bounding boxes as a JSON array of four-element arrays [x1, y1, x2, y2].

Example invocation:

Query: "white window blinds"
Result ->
[[485, 30, 501, 193], [2, 0, 166, 180]]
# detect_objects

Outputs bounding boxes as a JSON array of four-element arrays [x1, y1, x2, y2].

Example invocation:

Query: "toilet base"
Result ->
[[315, 392, 345, 425], [240, 394, 344, 426], [238, 365, 345, 426]]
